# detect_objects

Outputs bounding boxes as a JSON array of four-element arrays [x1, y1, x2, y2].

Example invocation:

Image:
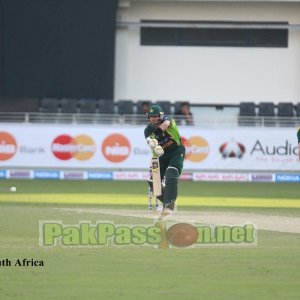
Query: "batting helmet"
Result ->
[[147, 105, 164, 119]]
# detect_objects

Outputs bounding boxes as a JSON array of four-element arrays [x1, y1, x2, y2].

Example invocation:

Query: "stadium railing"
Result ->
[[0, 112, 299, 127]]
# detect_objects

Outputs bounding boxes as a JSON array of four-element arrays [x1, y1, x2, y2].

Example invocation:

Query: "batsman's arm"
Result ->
[[158, 120, 170, 131], [154, 120, 170, 138]]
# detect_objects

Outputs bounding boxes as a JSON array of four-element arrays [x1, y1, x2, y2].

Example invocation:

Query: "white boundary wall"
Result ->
[[0, 123, 298, 171], [115, 0, 300, 104]]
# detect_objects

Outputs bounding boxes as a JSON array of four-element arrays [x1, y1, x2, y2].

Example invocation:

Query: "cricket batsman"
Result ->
[[144, 104, 185, 219]]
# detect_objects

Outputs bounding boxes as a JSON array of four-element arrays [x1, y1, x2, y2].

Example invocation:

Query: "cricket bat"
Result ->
[[151, 154, 162, 196]]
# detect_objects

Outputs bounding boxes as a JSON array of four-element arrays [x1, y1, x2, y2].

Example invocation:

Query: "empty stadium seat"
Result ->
[[117, 100, 134, 114], [258, 102, 275, 116], [239, 102, 256, 116], [40, 98, 60, 113], [277, 102, 294, 117], [79, 98, 97, 114], [277, 102, 295, 127], [98, 99, 115, 114], [258, 102, 275, 127], [0, 97, 39, 113], [238, 102, 256, 126], [61, 98, 78, 113], [296, 103, 300, 117]]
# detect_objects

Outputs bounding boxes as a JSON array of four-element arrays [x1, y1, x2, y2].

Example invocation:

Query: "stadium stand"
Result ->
[[136, 100, 152, 115], [174, 101, 189, 115], [258, 102, 275, 127], [79, 98, 98, 114], [155, 100, 172, 115], [135, 100, 152, 125], [60, 98, 78, 114], [1, 97, 300, 128], [239, 102, 256, 117], [258, 102, 275, 117], [277, 102, 294, 117], [238, 102, 256, 126], [296, 103, 300, 117], [0, 97, 39, 112], [40, 98, 60, 113], [98, 99, 115, 114], [117, 100, 134, 114], [277, 102, 295, 127]]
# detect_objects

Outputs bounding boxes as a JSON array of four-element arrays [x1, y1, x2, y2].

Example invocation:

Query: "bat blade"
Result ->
[[151, 157, 162, 196]]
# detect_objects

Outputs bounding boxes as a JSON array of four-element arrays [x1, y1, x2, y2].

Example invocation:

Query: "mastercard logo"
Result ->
[[52, 134, 96, 160], [102, 134, 131, 163], [182, 136, 209, 162], [0, 132, 17, 161]]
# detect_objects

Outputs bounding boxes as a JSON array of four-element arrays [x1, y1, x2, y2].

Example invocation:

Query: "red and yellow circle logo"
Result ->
[[102, 134, 131, 163], [51, 134, 95, 160], [0, 132, 17, 161], [182, 136, 209, 162]]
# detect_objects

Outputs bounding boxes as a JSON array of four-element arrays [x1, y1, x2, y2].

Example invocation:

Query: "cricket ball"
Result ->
[[10, 186, 17, 192], [167, 223, 198, 247]]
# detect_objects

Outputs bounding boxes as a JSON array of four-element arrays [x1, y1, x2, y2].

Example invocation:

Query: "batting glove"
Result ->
[[154, 145, 164, 157], [146, 137, 158, 149]]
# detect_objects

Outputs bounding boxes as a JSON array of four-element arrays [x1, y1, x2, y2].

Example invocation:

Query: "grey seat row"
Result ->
[[238, 102, 300, 126], [39, 98, 183, 115], [40, 98, 111, 114]]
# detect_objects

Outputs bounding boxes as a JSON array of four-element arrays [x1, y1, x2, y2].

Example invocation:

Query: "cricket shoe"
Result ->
[[158, 208, 173, 221], [165, 201, 175, 211]]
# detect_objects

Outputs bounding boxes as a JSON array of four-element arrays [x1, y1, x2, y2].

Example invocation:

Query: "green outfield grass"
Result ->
[[1, 180, 300, 197], [0, 180, 299, 204], [0, 180, 300, 300]]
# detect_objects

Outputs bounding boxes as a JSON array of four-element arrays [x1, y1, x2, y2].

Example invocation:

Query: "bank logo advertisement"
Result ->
[[40, 221, 256, 249], [0, 132, 17, 161], [182, 136, 209, 162], [219, 139, 245, 158], [101, 134, 131, 163], [52, 134, 96, 161]]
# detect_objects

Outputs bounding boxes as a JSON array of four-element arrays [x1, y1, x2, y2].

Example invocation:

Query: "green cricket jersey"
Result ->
[[144, 116, 182, 153], [297, 127, 300, 143]]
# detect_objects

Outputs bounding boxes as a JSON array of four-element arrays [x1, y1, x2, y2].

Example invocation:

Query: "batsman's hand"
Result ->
[[154, 145, 164, 157], [146, 137, 158, 149]]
